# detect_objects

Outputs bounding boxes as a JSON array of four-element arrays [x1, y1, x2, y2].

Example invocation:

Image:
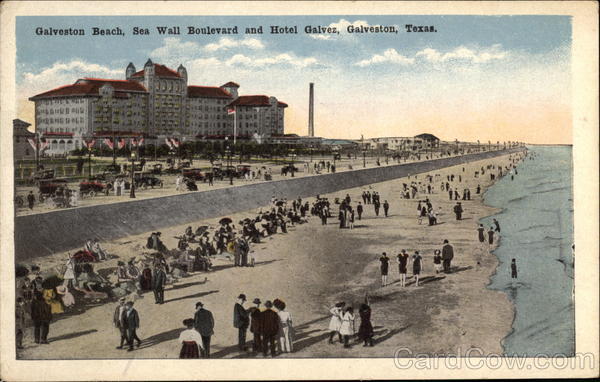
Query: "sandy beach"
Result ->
[[17, 153, 518, 359]]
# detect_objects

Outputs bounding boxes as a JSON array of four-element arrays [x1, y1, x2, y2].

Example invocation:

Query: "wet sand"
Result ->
[[18, 153, 516, 359]]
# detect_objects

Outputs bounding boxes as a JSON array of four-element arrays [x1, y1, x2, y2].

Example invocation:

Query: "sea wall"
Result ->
[[15, 148, 524, 260]]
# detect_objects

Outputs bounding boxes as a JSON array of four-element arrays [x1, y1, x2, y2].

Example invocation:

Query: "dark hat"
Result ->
[[238, 294, 246, 300], [183, 318, 195, 327], [126, 301, 134, 306], [253, 298, 261, 304], [264, 300, 273, 308], [196, 301, 204, 308], [443, 239, 449, 244]]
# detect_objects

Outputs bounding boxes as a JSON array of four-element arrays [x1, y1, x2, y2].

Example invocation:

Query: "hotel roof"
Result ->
[[30, 78, 147, 99], [228, 95, 288, 108], [187, 86, 232, 99], [131, 63, 181, 79]]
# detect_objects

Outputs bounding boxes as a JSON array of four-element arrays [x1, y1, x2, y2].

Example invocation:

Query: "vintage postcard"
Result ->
[[1, 1, 598, 380]]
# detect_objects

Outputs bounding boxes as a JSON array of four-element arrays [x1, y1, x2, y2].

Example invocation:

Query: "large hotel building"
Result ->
[[29, 59, 287, 154]]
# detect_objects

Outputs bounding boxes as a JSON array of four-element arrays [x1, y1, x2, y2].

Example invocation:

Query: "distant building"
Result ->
[[364, 133, 441, 151], [29, 59, 287, 154], [13, 119, 36, 160], [321, 138, 360, 151], [269, 134, 322, 146]]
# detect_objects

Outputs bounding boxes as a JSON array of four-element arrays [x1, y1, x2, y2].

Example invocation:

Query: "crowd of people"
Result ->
[[15, 150, 528, 356]]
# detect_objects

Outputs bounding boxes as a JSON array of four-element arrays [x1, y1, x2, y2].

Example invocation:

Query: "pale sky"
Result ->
[[16, 15, 572, 144]]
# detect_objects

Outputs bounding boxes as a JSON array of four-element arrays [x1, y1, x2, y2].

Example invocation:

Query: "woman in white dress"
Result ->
[[63, 253, 76, 289], [275, 299, 293, 353], [339, 307, 355, 348], [328, 302, 345, 344]]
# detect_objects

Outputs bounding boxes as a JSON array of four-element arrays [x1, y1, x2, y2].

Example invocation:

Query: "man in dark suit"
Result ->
[[356, 202, 363, 220], [30, 291, 52, 344], [233, 294, 249, 351], [121, 301, 141, 351], [248, 298, 263, 354], [152, 264, 167, 304], [260, 301, 280, 357], [113, 297, 127, 349], [442, 239, 454, 273], [194, 301, 215, 358]]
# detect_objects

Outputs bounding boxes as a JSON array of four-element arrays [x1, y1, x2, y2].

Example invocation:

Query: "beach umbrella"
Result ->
[[195, 226, 209, 235], [219, 217, 233, 225], [41, 275, 63, 289], [15, 264, 30, 278]]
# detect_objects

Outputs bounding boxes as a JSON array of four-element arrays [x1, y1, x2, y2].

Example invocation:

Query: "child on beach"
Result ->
[[396, 250, 409, 287], [412, 251, 422, 286], [433, 250, 442, 274], [379, 253, 390, 287]]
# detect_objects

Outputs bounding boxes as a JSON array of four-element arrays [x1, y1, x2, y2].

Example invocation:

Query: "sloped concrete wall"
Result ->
[[15, 148, 523, 260]]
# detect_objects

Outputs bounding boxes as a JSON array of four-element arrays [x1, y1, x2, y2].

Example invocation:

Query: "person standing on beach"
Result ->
[[178, 318, 204, 358], [31, 291, 52, 344], [383, 200, 390, 217], [152, 264, 167, 304], [379, 252, 390, 286], [113, 297, 128, 349], [433, 250, 443, 274], [453, 202, 463, 220], [397, 250, 409, 287], [358, 303, 374, 347], [357, 202, 363, 220], [328, 302, 345, 344], [448, 187, 453, 200], [442, 240, 454, 273], [248, 298, 263, 354], [477, 224, 486, 244], [476, 184, 481, 194], [122, 301, 142, 351], [260, 301, 280, 357], [412, 251, 422, 286], [374, 199, 380, 217], [493, 218, 501, 232], [194, 302, 214, 358], [511, 259, 518, 280], [340, 307, 355, 349], [488, 227, 495, 246], [233, 294, 250, 351]]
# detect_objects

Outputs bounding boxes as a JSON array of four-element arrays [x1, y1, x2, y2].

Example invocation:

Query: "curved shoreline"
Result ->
[[18, 152, 519, 359]]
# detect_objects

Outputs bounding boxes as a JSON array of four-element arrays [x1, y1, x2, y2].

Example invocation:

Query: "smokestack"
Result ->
[[308, 82, 314, 137]]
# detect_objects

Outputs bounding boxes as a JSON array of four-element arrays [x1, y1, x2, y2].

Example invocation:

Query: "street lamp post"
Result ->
[[362, 148, 367, 168], [290, 151, 296, 177], [87, 138, 93, 180], [129, 152, 136, 198]]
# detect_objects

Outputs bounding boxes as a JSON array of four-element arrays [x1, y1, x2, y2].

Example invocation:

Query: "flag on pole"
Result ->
[[165, 138, 173, 149], [227, 107, 236, 115], [138, 137, 144, 146], [130, 137, 138, 147], [40, 139, 49, 150], [103, 138, 114, 149], [118, 138, 126, 149], [171, 138, 180, 148]]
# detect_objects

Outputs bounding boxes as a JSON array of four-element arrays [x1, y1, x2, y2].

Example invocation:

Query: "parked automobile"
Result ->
[[134, 173, 163, 189], [236, 164, 252, 176], [182, 168, 205, 181], [79, 177, 109, 197], [102, 164, 121, 175], [33, 169, 56, 182], [151, 163, 163, 175], [38, 178, 69, 201]]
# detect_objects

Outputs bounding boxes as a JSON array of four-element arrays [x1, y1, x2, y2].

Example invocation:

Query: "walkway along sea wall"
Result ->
[[15, 148, 524, 260]]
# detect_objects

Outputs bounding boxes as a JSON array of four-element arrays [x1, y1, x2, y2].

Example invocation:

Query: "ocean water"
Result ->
[[483, 146, 574, 356]]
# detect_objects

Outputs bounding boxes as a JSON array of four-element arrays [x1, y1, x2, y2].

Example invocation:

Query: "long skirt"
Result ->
[[179, 341, 200, 358]]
